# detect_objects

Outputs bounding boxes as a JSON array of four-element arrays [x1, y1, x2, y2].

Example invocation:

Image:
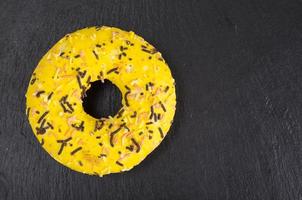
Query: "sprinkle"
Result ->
[[125, 40, 131, 45], [164, 86, 170, 93], [141, 45, 147, 49], [35, 111, 40, 114], [92, 50, 99, 60], [108, 123, 113, 129], [131, 138, 140, 153], [159, 101, 166, 112], [94, 120, 104, 131], [149, 136, 152, 140], [110, 125, 123, 147], [130, 111, 137, 118], [59, 95, 74, 113], [118, 151, 121, 154], [116, 161, 124, 167], [154, 113, 158, 122], [36, 90, 45, 97], [47, 122, 54, 129], [99, 154, 107, 158], [86, 75, 91, 84], [78, 70, 87, 78], [125, 85, 131, 90], [148, 56, 152, 59], [98, 142, 103, 146], [57, 137, 72, 143], [116, 108, 125, 118], [71, 121, 84, 131], [96, 136, 101, 139], [76, 75, 82, 88], [70, 147, 82, 155], [40, 138, 44, 146], [146, 122, 153, 125], [59, 52, 65, 57], [107, 67, 118, 75], [158, 127, 164, 138], [126, 145, 134, 151], [30, 77, 37, 85], [124, 91, 131, 106], [38, 111, 49, 123], [74, 54, 80, 58], [158, 58, 164, 61], [96, 44, 102, 48], [47, 92, 54, 100], [149, 106, 154, 119], [146, 84, 149, 91], [157, 113, 161, 120], [78, 161, 83, 166], [148, 130, 153, 133], [139, 131, 143, 135]]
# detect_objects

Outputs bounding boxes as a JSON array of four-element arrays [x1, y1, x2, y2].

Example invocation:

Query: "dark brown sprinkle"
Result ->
[[125, 40, 131, 45], [130, 43, 134, 46], [74, 54, 80, 58], [99, 142, 103, 146], [149, 82, 154, 87], [154, 113, 158, 122], [86, 75, 91, 84], [110, 124, 124, 147], [116, 108, 125, 118], [122, 52, 127, 56], [71, 121, 84, 131], [128, 58, 132, 61], [142, 49, 152, 54], [123, 124, 130, 131], [47, 122, 54, 129], [38, 111, 49, 123], [59, 52, 65, 57], [118, 54, 122, 60], [116, 161, 124, 167], [148, 130, 153, 133], [57, 137, 72, 143], [96, 44, 102, 48], [92, 50, 99, 60], [125, 85, 131, 90], [126, 145, 134, 151], [94, 120, 104, 131], [108, 123, 113, 129], [130, 111, 137, 118], [69, 143, 73, 147], [164, 86, 170, 93], [158, 57, 164, 61], [58, 128, 61, 132], [102, 43, 106, 45], [158, 127, 164, 138], [131, 138, 140, 153], [118, 151, 121, 154], [139, 131, 143, 135], [148, 56, 152, 59], [70, 147, 82, 155], [78, 161, 83, 166], [107, 67, 118, 75], [110, 40, 113, 43], [157, 113, 161, 120], [159, 101, 166, 112], [149, 106, 154, 120], [30, 77, 37, 85], [149, 135, 152, 140], [76, 75, 82, 88], [78, 70, 87, 78], [96, 136, 101, 139], [120, 46, 123, 51], [146, 122, 153, 125], [35, 111, 40, 114], [47, 92, 54, 100], [57, 143, 66, 155], [141, 45, 147, 49], [99, 154, 107, 158], [75, 67, 80, 71], [40, 138, 44, 146], [36, 90, 45, 97], [26, 107, 30, 118], [140, 92, 144, 95], [59, 95, 74, 113], [146, 84, 149, 91], [124, 91, 131, 107], [36, 126, 46, 135]]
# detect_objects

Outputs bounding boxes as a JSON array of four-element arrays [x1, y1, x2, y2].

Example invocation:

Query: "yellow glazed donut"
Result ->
[[25, 26, 176, 176]]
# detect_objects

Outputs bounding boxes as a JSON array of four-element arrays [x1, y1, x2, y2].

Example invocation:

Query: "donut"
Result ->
[[25, 26, 176, 176]]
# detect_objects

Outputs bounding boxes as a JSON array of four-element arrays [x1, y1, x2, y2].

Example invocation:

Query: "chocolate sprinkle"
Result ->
[[159, 101, 166, 112], [164, 86, 170, 93], [96, 44, 102, 48], [116, 161, 124, 167], [36, 90, 45, 97], [158, 127, 164, 138], [99, 154, 107, 158], [30, 77, 37, 85], [125, 85, 131, 90], [74, 54, 80, 58], [86, 75, 91, 84], [116, 108, 125, 118], [92, 50, 99, 60], [71, 121, 84, 131], [131, 138, 140, 153], [107, 67, 118, 75], [94, 120, 104, 131], [38, 111, 49, 124], [47, 92, 54, 100], [126, 145, 134, 151], [70, 147, 82, 155], [40, 138, 44, 146], [59, 95, 74, 113], [124, 91, 131, 106], [130, 111, 137, 118], [78, 161, 83, 166], [76, 75, 82, 88], [110, 125, 123, 147]]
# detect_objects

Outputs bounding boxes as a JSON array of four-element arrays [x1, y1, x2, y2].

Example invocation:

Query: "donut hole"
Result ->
[[82, 80, 122, 119]]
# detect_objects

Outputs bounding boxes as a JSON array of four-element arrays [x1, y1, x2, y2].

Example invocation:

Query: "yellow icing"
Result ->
[[25, 26, 176, 176]]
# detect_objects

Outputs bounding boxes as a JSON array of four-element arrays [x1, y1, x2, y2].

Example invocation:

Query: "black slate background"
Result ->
[[1, 0, 302, 199]]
